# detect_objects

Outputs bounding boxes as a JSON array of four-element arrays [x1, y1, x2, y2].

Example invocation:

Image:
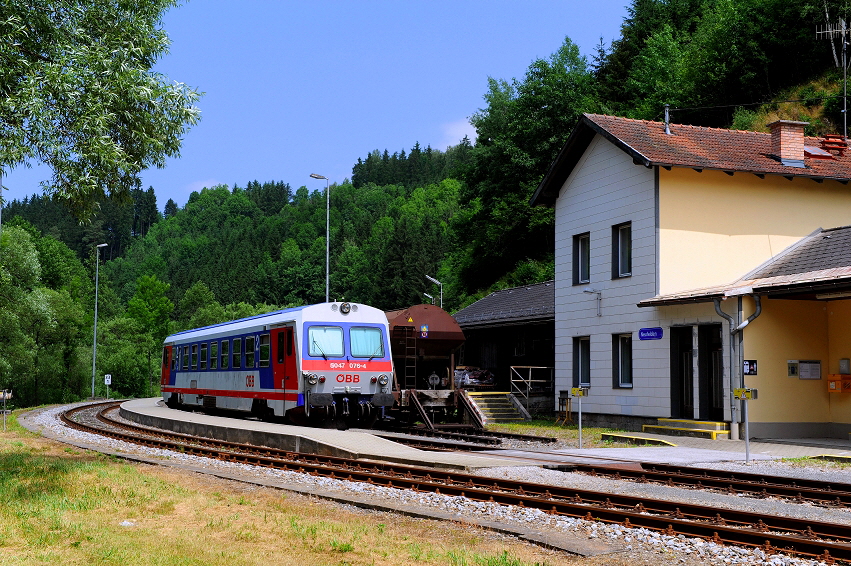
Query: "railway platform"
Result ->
[[120, 398, 529, 471], [121, 398, 851, 469]]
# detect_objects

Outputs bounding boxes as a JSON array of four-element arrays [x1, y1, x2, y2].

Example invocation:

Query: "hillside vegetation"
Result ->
[[1, 0, 847, 406]]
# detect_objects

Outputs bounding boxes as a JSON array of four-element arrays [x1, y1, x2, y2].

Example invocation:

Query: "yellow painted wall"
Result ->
[[827, 300, 851, 423], [658, 168, 851, 295], [742, 297, 836, 424]]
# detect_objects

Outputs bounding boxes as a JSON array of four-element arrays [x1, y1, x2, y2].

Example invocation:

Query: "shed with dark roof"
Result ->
[[453, 282, 555, 411]]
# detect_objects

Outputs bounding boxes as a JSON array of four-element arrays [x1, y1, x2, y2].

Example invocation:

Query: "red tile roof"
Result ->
[[531, 113, 851, 206]]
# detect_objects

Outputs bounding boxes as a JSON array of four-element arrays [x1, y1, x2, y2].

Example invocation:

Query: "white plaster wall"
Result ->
[[553, 135, 732, 419]]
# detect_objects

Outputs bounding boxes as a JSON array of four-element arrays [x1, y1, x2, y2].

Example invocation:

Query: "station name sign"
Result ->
[[639, 327, 664, 340]]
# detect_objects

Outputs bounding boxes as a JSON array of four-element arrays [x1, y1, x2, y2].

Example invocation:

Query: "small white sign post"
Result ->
[[571, 387, 589, 449], [1, 390, 11, 431], [104, 374, 112, 400]]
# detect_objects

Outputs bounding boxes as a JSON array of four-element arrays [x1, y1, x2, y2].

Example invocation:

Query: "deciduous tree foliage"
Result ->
[[0, 0, 201, 218], [459, 38, 596, 288]]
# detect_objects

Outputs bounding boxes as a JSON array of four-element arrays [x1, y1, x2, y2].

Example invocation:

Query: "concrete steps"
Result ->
[[465, 391, 526, 423], [642, 418, 730, 440]]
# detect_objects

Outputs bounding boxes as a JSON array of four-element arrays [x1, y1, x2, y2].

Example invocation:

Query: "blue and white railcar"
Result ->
[[160, 302, 395, 423]]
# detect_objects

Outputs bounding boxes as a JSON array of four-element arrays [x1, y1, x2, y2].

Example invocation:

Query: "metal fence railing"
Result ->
[[509, 365, 554, 408]]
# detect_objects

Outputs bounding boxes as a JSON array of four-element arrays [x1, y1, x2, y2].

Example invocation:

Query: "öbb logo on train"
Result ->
[[336, 374, 360, 383]]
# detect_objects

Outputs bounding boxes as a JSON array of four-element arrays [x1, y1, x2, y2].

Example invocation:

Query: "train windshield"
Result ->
[[350, 327, 384, 358], [308, 326, 344, 358]]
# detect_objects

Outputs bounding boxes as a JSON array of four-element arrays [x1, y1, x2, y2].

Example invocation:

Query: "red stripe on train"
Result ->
[[300, 360, 392, 371]]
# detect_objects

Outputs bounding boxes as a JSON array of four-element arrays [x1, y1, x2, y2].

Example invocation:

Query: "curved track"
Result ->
[[58, 401, 851, 563]]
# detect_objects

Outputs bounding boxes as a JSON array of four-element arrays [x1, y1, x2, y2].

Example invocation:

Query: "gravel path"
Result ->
[[22, 403, 851, 566]]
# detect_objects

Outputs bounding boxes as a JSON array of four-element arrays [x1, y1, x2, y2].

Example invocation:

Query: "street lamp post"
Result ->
[[310, 173, 330, 302], [423, 292, 434, 305], [425, 275, 443, 309], [91, 243, 108, 399]]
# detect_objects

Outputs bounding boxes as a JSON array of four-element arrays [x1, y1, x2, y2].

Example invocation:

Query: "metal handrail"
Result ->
[[509, 366, 554, 408]]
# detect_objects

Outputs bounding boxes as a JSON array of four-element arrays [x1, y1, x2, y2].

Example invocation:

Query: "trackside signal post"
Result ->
[[571, 387, 589, 449], [104, 374, 112, 400]]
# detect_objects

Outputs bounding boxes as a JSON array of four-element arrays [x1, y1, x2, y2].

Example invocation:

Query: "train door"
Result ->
[[161, 345, 173, 386], [272, 327, 296, 389]]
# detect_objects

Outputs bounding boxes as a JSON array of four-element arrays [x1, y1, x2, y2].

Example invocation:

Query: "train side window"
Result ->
[[182, 345, 189, 370], [220, 340, 229, 369], [259, 334, 270, 367], [170, 348, 177, 371], [277, 332, 285, 363], [191, 344, 198, 370], [200, 343, 208, 370], [210, 342, 218, 370], [232, 338, 241, 368], [245, 336, 256, 367]]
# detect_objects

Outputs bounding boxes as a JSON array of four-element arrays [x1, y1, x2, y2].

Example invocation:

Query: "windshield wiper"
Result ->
[[367, 343, 384, 362], [312, 340, 328, 360]]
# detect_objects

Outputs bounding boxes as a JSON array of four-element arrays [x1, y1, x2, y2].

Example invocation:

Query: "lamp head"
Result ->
[[310, 173, 327, 180]]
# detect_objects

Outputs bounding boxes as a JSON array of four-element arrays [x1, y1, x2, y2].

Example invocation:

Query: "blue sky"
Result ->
[[3, 0, 628, 210]]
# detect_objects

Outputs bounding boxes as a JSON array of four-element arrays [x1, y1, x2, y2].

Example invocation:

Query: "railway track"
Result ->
[[386, 429, 851, 509], [59, 401, 851, 563]]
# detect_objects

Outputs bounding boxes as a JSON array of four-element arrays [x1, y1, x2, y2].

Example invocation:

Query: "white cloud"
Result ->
[[436, 118, 476, 150]]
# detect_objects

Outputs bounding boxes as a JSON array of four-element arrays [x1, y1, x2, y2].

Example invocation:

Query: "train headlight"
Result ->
[[304, 373, 319, 385], [340, 302, 351, 314], [319, 376, 326, 383], [378, 374, 389, 385]]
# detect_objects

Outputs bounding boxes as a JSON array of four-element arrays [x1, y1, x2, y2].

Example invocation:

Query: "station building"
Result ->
[[531, 114, 851, 439]]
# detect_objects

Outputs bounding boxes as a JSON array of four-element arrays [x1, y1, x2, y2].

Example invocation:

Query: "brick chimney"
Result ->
[[768, 120, 808, 168]]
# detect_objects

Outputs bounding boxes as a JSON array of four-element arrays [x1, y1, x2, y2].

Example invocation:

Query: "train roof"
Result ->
[[164, 302, 387, 344]]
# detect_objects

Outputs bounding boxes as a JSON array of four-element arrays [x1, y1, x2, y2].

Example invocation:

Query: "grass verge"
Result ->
[[3, 410, 595, 566], [484, 418, 635, 448]]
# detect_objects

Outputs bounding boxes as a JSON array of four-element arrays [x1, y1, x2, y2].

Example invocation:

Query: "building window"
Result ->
[[573, 336, 590, 387], [573, 232, 590, 285], [612, 222, 631, 278], [613, 333, 633, 388]]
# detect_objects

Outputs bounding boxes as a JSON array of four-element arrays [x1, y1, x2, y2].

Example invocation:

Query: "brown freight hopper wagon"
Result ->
[[385, 304, 478, 426]]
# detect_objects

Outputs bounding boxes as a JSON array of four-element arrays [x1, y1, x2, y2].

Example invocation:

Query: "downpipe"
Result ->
[[714, 295, 762, 442]]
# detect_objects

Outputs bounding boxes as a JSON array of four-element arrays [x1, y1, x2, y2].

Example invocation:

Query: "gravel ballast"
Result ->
[[20, 403, 851, 566]]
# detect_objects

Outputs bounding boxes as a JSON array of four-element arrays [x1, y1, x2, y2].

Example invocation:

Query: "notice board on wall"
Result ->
[[798, 360, 822, 380]]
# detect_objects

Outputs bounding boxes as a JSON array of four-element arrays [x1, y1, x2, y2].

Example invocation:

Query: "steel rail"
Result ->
[[574, 463, 851, 508], [60, 403, 851, 562]]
